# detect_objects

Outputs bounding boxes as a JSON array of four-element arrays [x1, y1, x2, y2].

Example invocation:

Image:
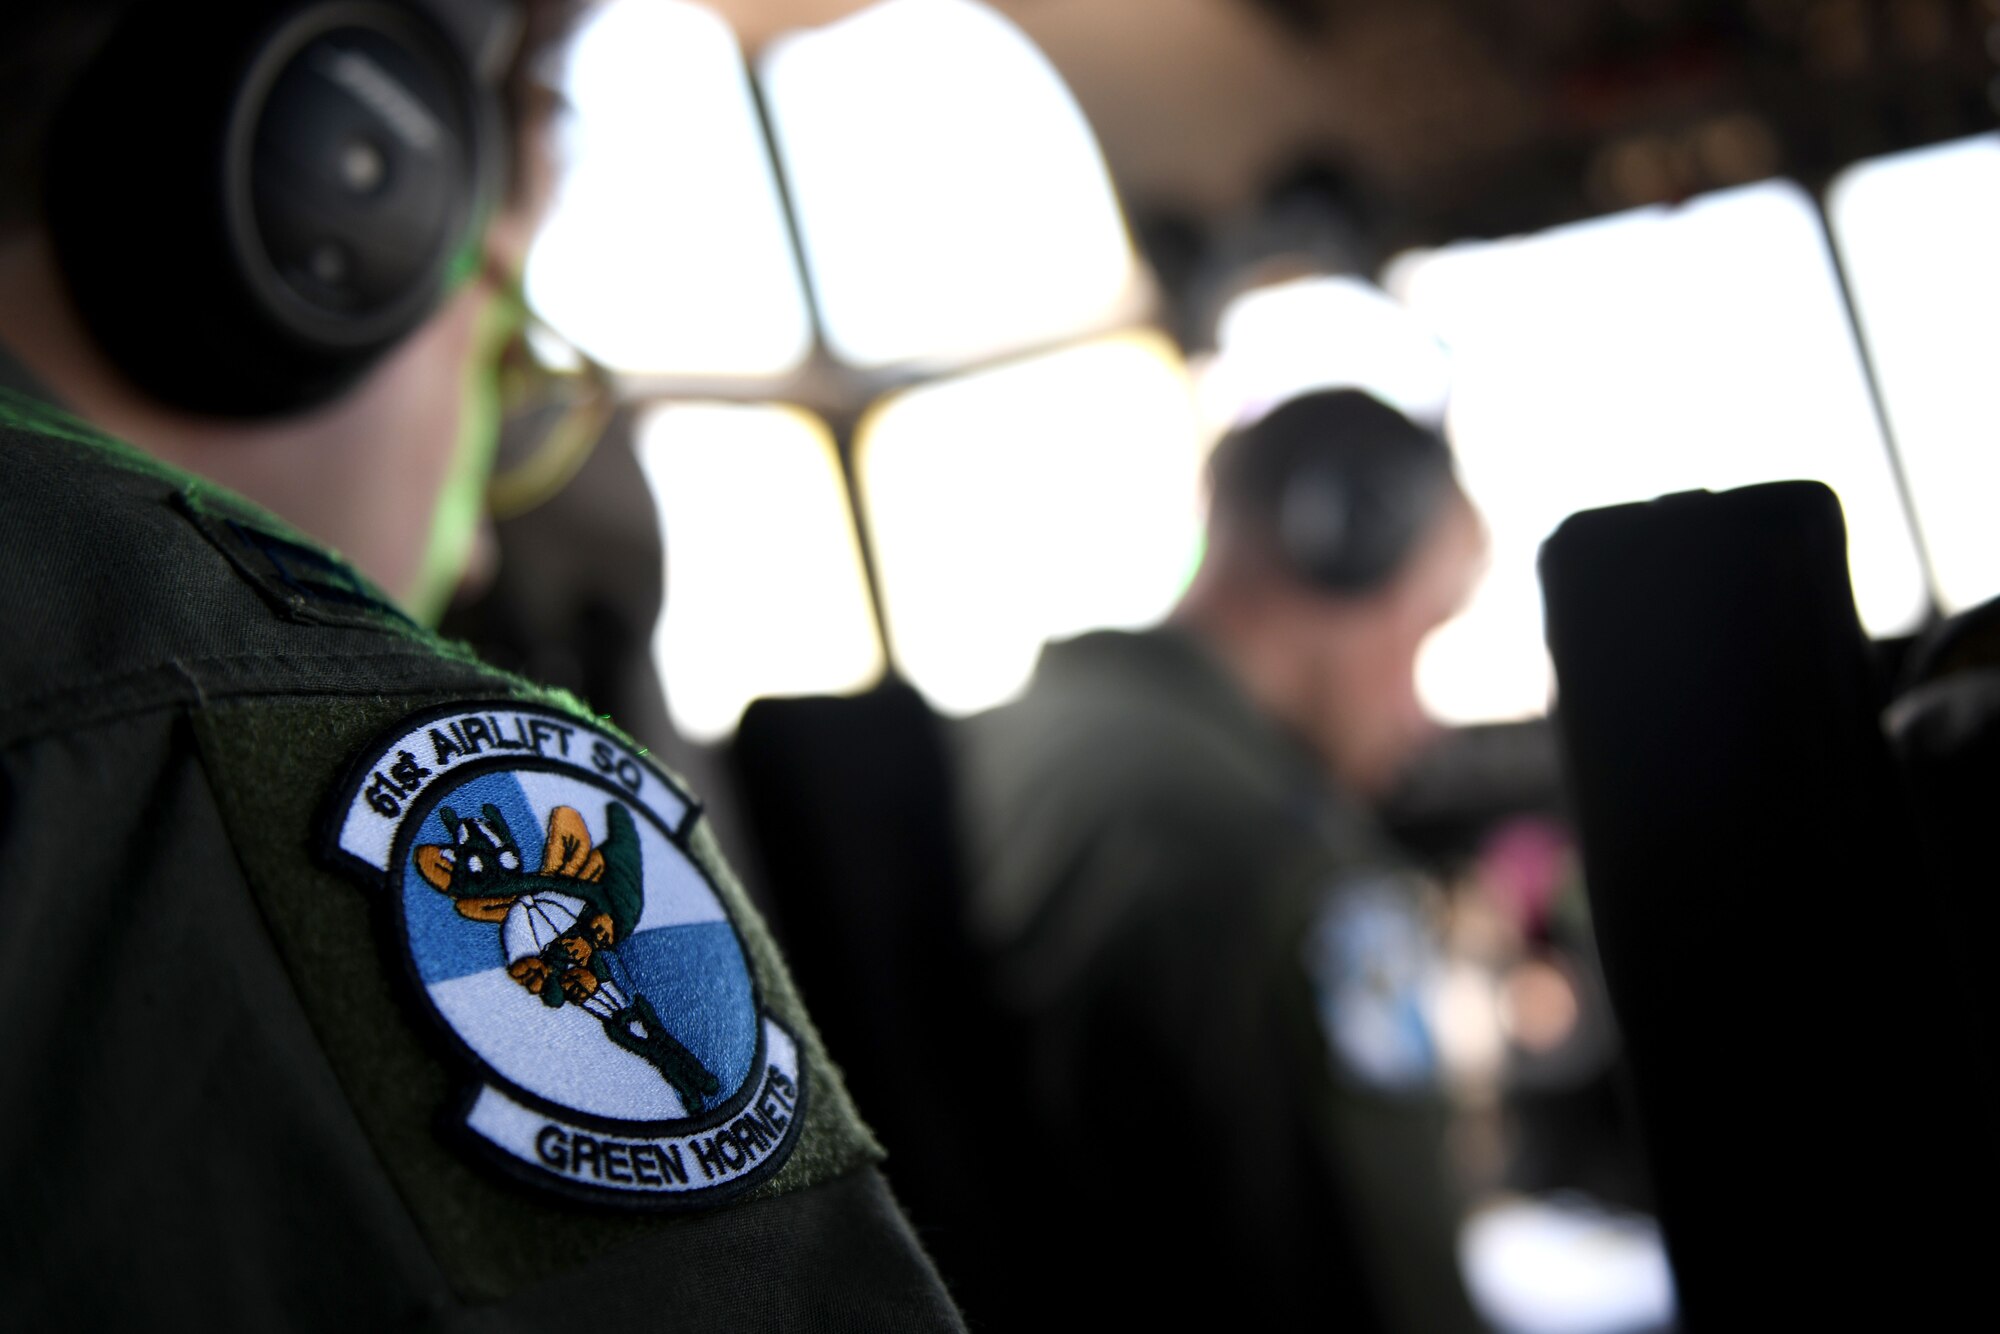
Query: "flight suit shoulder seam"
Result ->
[[0, 652, 521, 750]]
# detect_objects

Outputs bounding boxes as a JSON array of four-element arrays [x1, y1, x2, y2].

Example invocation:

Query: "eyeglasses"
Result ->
[[484, 273, 619, 521]]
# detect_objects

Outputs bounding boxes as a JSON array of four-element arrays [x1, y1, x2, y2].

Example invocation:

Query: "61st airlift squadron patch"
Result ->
[[324, 701, 805, 1207]]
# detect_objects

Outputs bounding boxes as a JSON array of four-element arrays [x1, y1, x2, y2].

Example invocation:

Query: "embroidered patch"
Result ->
[[324, 701, 804, 1207], [1302, 874, 1442, 1092]]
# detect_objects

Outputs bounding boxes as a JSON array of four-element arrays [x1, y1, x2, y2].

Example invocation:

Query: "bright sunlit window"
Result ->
[[638, 404, 885, 741], [524, 0, 812, 378], [1199, 274, 1454, 434], [1830, 134, 2000, 616], [1387, 179, 1930, 725], [858, 333, 1203, 715], [760, 0, 1140, 369]]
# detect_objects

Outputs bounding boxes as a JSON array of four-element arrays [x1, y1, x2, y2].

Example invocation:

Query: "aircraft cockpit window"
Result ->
[[1386, 178, 1933, 726], [856, 332, 1202, 715], [759, 0, 1142, 370], [522, 0, 1162, 738], [1829, 134, 2000, 617], [1198, 274, 1453, 431], [638, 403, 884, 741], [523, 0, 812, 378]]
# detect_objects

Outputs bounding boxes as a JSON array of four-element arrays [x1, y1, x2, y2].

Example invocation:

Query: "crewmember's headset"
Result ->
[[1217, 388, 1458, 595], [45, 0, 521, 418]]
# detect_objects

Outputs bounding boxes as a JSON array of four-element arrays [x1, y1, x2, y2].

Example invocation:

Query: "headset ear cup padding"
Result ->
[[46, 1, 498, 418]]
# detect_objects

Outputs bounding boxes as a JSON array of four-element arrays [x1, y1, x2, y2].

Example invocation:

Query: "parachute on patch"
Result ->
[[414, 800, 719, 1112]]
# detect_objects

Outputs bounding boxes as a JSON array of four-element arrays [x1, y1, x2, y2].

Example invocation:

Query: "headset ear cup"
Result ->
[[1278, 461, 1357, 588], [1268, 420, 1456, 595], [1214, 391, 1459, 596], [1277, 457, 1429, 594], [45, 0, 501, 418]]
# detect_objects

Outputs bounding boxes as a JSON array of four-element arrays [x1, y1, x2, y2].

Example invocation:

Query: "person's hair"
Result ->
[[0, 0, 581, 237], [1205, 387, 1461, 590]]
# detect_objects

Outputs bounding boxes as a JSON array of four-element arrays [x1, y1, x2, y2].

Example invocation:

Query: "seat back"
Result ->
[[729, 682, 1015, 1314], [1540, 481, 1999, 1324]]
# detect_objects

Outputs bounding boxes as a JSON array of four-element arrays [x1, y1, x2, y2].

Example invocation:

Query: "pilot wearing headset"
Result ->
[[953, 389, 1488, 1331], [0, 2, 961, 1328]]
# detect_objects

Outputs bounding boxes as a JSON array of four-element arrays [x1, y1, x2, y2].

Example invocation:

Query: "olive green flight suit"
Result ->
[[0, 381, 964, 1332], [953, 627, 1480, 1333]]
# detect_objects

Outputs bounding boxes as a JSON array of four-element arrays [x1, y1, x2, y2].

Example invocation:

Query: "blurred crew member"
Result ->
[[0, 2, 961, 1327], [955, 388, 1487, 1331]]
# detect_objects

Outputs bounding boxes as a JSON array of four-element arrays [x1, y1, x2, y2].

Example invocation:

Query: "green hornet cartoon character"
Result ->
[[416, 800, 721, 1112]]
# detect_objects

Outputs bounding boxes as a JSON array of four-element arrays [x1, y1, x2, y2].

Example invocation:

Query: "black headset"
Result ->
[[1215, 388, 1457, 595], [45, 0, 519, 418]]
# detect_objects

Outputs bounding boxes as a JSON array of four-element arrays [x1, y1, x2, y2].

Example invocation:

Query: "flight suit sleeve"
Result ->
[[219, 690, 965, 1328], [0, 690, 966, 1331], [1052, 797, 1480, 1332], [0, 417, 962, 1329], [0, 711, 460, 1330]]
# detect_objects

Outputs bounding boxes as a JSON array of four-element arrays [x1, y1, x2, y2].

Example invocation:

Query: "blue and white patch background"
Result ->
[[1303, 874, 1442, 1092], [403, 768, 758, 1123]]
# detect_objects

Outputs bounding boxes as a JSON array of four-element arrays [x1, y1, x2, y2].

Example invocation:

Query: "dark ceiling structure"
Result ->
[[719, 0, 1995, 258], [1221, 0, 1995, 254]]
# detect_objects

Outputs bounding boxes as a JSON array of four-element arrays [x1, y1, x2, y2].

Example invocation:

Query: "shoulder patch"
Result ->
[[1302, 873, 1443, 1092], [323, 701, 805, 1207]]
